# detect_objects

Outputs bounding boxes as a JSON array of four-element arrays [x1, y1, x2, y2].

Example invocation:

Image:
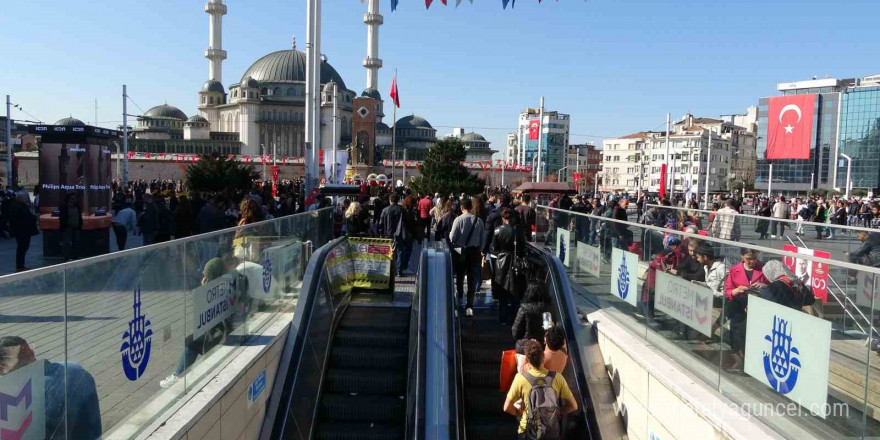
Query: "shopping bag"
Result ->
[[499, 349, 518, 391]]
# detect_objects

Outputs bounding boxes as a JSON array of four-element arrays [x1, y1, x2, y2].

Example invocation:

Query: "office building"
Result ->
[[836, 74, 880, 191], [515, 108, 570, 180]]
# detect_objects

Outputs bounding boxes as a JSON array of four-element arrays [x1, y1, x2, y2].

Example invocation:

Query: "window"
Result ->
[[273, 87, 281, 96], [287, 88, 296, 96]]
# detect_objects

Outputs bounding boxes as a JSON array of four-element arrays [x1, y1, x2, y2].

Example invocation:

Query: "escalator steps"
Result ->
[[464, 388, 508, 415], [315, 423, 404, 440], [464, 364, 501, 388], [319, 394, 405, 422], [334, 329, 408, 347], [324, 367, 406, 395], [330, 346, 407, 370], [462, 346, 505, 365]]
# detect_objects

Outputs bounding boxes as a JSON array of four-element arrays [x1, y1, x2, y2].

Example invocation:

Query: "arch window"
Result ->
[[287, 87, 296, 96], [202, 96, 207, 104], [273, 87, 281, 96], [249, 91, 254, 99], [210, 97, 215, 105]]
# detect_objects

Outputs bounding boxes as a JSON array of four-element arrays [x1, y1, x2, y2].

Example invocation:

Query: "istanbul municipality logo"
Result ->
[[617, 256, 629, 299], [262, 255, 273, 294], [121, 285, 153, 381], [762, 315, 800, 394]]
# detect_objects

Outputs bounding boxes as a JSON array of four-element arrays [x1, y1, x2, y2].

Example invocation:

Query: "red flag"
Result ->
[[659, 164, 667, 199], [766, 94, 815, 160], [145, 152, 151, 159], [127, 151, 135, 160], [528, 119, 539, 140], [390, 73, 400, 108]]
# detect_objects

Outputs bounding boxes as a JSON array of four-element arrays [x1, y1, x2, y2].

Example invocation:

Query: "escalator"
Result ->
[[314, 305, 410, 439]]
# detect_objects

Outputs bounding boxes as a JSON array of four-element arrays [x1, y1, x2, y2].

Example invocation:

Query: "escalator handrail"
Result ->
[[406, 246, 430, 440], [428, 241, 462, 440], [526, 243, 598, 440], [259, 236, 347, 440]]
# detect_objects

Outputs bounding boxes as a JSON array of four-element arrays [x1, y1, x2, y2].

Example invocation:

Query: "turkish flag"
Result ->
[[659, 164, 667, 199], [390, 74, 400, 108], [766, 94, 815, 160], [528, 119, 540, 140]]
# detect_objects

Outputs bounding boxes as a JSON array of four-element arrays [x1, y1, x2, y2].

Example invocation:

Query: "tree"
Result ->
[[409, 138, 485, 196], [185, 152, 259, 200]]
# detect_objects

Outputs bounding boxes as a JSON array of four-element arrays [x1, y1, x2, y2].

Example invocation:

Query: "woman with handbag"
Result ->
[[492, 208, 527, 325]]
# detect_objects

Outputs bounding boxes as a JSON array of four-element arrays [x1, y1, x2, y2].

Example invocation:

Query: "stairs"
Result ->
[[459, 308, 519, 440], [315, 306, 411, 440]]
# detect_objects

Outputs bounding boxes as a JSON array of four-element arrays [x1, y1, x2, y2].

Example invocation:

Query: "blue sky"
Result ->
[[2, 0, 877, 155]]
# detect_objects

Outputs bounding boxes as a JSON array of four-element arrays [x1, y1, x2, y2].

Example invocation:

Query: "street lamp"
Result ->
[[557, 166, 570, 183], [841, 153, 852, 199]]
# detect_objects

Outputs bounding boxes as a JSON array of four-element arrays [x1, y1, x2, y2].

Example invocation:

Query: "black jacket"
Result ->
[[850, 233, 880, 267], [436, 211, 455, 245], [379, 204, 407, 238], [491, 224, 526, 300], [8, 201, 36, 238], [512, 301, 545, 342], [678, 254, 705, 282], [484, 204, 520, 252], [611, 205, 629, 238], [759, 279, 815, 310]]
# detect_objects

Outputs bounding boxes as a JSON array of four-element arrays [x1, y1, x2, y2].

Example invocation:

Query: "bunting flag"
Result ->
[[145, 152, 151, 159], [390, 73, 400, 108], [391, 0, 399, 11], [426, 0, 432, 8]]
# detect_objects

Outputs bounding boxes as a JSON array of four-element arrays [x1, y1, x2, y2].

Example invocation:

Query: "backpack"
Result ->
[[524, 371, 562, 440]]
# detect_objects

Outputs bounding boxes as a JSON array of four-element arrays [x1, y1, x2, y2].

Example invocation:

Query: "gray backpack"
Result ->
[[524, 371, 562, 440]]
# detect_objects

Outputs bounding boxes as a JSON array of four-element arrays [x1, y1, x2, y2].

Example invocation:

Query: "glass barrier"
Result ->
[[0, 208, 333, 440], [537, 204, 880, 440]]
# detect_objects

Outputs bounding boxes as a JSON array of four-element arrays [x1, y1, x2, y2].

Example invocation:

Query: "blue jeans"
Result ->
[[394, 236, 413, 274]]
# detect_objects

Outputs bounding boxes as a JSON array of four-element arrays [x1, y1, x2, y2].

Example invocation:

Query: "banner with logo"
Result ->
[[348, 237, 394, 290], [0, 360, 45, 440], [258, 242, 303, 300], [655, 271, 713, 337], [556, 227, 571, 267], [744, 295, 831, 417], [782, 245, 829, 303], [610, 248, 639, 307], [766, 94, 816, 160], [528, 119, 540, 140], [576, 241, 601, 278], [855, 272, 878, 308], [192, 273, 243, 339]]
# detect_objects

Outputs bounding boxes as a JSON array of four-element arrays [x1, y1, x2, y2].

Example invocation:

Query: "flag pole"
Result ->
[[391, 68, 397, 185]]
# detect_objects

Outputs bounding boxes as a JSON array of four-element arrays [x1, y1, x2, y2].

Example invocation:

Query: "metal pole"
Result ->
[[5, 95, 11, 188], [403, 148, 407, 184], [332, 82, 337, 184], [391, 90, 397, 184], [501, 160, 505, 187], [273, 142, 277, 166], [703, 130, 712, 209], [123, 85, 129, 188], [664, 113, 671, 191], [842, 153, 852, 199], [262, 144, 267, 180], [536, 97, 544, 182], [768, 163, 773, 197]]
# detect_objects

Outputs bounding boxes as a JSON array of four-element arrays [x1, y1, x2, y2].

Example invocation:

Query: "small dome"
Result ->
[[361, 88, 382, 100], [322, 81, 337, 94], [55, 117, 85, 126], [243, 76, 259, 88], [186, 115, 209, 124], [144, 104, 187, 121], [461, 132, 487, 142], [377, 122, 390, 131], [395, 115, 433, 130], [202, 80, 225, 93]]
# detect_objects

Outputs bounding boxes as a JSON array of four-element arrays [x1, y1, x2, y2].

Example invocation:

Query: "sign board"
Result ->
[[0, 360, 45, 440], [247, 369, 267, 408], [610, 248, 639, 307], [192, 273, 243, 340], [556, 227, 571, 267], [259, 241, 303, 300], [324, 242, 354, 295], [348, 238, 394, 290], [576, 241, 601, 278], [655, 271, 714, 337], [744, 295, 831, 417], [856, 272, 878, 308]]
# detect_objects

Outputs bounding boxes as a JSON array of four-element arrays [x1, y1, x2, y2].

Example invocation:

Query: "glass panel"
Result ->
[[543, 202, 880, 439]]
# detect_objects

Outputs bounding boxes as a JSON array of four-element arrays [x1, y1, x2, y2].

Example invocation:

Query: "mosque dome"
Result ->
[[144, 104, 187, 121], [395, 115, 433, 130], [460, 132, 487, 142], [239, 50, 346, 90], [186, 115, 209, 124], [361, 88, 382, 100], [55, 117, 85, 126], [202, 80, 225, 93]]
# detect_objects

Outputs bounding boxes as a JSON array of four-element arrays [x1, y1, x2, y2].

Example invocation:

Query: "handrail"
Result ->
[[645, 202, 873, 235], [259, 235, 345, 440], [537, 205, 880, 275], [527, 243, 601, 439], [406, 244, 429, 440], [423, 241, 458, 440], [0, 207, 333, 284]]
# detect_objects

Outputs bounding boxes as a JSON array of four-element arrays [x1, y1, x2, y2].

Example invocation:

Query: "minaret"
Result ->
[[205, 0, 227, 83], [363, 0, 383, 90]]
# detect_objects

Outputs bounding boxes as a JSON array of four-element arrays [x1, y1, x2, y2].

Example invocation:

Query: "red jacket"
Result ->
[[724, 261, 769, 300], [418, 197, 433, 219]]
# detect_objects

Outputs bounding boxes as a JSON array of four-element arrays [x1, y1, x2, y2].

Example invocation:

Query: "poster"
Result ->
[[192, 273, 243, 339], [855, 272, 878, 308], [655, 271, 714, 336], [610, 248, 639, 307], [348, 238, 393, 290], [556, 227, 571, 267], [324, 242, 354, 296], [782, 245, 829, 303], [0, 360, 45, 440], [744, 296, 831, 418], [576, 241, 601, 278], [260, 241, 303, 300], [38, 142, 112, 211]]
